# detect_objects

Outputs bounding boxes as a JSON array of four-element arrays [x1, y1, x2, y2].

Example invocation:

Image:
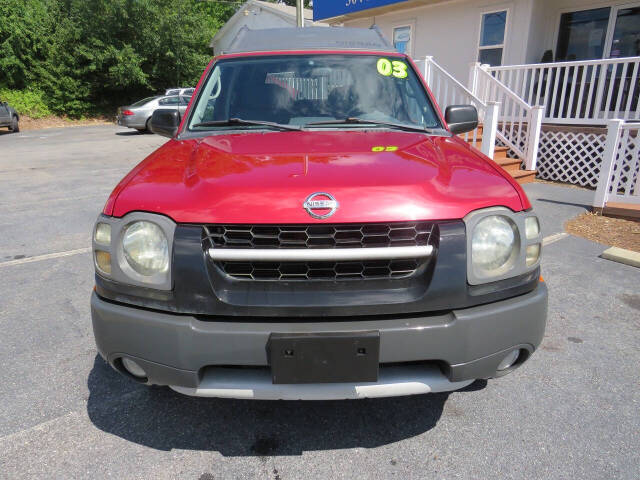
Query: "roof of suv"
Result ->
[[224, 26, 396, 54]]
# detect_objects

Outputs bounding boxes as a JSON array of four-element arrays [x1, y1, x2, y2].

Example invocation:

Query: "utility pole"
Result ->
[[296, 0, 303, 27]]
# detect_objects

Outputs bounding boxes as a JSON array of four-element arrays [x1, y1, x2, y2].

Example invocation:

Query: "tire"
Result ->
[[145, 117, 152, 134], [9, 116, 19, 133]]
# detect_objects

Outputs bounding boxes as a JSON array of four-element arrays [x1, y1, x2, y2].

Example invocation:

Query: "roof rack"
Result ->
[[223, 26, 396, 54]]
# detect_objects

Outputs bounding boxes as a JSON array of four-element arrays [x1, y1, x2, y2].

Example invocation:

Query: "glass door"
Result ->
[[605, 3, 640, 117], [606, 3, 640, 58]]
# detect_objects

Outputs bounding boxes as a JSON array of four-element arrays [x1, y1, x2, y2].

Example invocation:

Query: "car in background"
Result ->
[[165, 87, 194, 96], [116, 95, 191, 133], [0, 101, 19, 133]]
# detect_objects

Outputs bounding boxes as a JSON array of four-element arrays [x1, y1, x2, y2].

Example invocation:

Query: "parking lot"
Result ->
[[1, 125, 639, 479]]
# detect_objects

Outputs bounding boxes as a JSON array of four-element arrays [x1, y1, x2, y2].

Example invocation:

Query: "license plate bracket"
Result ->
[[268, 331, 380, 384]]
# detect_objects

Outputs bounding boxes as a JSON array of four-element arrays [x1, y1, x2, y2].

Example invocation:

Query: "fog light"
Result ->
[[497, 350, 520, 371], [94, 250, 111, 275], [122, 358, 146, 378], [526, 243, 541, 266]]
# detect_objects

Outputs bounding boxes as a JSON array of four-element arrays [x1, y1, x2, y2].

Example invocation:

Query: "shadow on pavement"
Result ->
[[536, 198, 591, 210], [115, 130, 147, 136], [87, 355, 485, 456]]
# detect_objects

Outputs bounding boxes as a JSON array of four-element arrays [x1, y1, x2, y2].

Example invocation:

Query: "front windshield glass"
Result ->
[[187, 54, 441, 131], [131, 96, 157, 107]]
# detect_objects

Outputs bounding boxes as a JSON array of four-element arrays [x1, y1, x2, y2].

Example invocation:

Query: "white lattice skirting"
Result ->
[[608, 128, 639, 198], [536, 128, 606, 187]]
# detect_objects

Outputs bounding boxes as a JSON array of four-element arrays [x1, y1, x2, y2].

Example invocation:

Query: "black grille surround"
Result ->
[[202, 222, 436, 281]]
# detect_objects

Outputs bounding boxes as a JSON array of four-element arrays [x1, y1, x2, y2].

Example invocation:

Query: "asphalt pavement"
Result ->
[[0, 125, 638, 479]]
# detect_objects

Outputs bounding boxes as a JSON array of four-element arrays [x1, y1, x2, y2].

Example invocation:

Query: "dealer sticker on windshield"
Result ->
[[376, 58, 408, 79]]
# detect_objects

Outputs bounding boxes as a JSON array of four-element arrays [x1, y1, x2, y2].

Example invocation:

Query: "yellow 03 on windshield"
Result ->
[[377, 58, 408, 79]]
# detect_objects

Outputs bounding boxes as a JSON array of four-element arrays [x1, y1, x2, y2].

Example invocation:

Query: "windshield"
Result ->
[[187, 54, 441, 131], [131, 96, 157, 107]]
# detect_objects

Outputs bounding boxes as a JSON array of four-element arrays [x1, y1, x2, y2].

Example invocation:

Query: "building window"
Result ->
[[393, 26, 412, 55], [477, 10, 507, 66], [609, 5, 640, 58], [556, 7, 610, 61], [556, 4, 640, 61]]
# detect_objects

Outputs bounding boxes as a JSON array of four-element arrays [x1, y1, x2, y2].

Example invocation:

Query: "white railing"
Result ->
[[593, 120, 640, 209], [418, 57, 498, 158], [487, 57, 640, 125], [470, 63, 543, 170]]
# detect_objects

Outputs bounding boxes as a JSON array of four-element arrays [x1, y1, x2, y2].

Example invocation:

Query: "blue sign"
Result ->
[[314, 0, 408, 21]]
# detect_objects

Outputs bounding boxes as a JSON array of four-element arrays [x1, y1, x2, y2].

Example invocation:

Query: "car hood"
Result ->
[[106, 130, 528, 223]]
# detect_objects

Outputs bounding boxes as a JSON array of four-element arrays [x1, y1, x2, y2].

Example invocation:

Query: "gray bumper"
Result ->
[[91, 283, 547, 397], [117, 115, 146, 128]]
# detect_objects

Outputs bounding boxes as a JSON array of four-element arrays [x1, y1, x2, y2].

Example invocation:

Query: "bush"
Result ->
[[0, 0, 237, 118], [0, 88, 52, 118]]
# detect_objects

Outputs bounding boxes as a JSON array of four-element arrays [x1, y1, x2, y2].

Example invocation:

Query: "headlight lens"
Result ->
[[122, 221, 169, 276], [94, 250, 112, 275], [471, 215, 517, 276], [526, 243, 541, 266], [94, 223, 111, 245], [525, 216, 540, 239]]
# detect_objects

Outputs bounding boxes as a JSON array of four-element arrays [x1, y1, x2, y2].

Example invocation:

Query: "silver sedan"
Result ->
[[116, 95, 191, 133]]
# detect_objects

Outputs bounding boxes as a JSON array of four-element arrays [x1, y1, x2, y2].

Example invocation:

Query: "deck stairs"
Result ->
[[462, 125, 537, 185]]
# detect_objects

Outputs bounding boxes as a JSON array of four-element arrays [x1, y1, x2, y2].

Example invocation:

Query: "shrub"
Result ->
[[0, 88, 52, 118]]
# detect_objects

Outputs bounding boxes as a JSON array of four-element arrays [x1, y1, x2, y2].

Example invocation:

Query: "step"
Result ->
[[602, 202, 640, 220], [509, 169, 536, 184], [494, 156, 522, 172]]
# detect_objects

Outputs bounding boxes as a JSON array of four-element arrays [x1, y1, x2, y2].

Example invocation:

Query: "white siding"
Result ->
[[341, 0, 536, 82]]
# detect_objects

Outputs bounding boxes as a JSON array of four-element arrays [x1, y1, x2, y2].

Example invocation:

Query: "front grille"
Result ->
[[203, 222, 435, 281], [218, 259, 421, 280], [203, 222, 434, 249]]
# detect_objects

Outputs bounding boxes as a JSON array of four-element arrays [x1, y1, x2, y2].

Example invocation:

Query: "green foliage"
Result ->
[[0, 88, 52, 118], [0, 0, 236, 117]]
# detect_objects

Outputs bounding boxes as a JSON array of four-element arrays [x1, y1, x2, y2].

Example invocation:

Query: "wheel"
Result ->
[[9, 116, 19, 133], [145, 117, 152, 134]]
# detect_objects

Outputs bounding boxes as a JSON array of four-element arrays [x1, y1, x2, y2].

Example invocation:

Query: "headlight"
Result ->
[[525, 216, 540, 239], [464, 207, 541, 285], [92, 212, 175, 290], [94, 223, 111, 245], [122, 221, 169, 276], [471, 215, 518, 277]]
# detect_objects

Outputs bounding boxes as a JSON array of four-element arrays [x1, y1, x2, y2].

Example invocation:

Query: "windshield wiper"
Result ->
[[305, 117, 442, 134], [192, 118, 302, 131]]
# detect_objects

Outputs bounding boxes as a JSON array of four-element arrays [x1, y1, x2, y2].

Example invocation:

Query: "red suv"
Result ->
[[91, 27, 547, 400]]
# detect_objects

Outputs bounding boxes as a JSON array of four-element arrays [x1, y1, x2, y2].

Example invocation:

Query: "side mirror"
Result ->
[[445, 105, 478, 135], [150, 109, 180, 138]]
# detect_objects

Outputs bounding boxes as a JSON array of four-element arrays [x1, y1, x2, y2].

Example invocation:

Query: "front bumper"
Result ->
[[91, 282, 547, 399]]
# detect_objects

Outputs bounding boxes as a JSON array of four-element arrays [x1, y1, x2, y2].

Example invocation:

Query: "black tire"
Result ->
[[9, 116, 19, 133], [145, 117, 152, 134]]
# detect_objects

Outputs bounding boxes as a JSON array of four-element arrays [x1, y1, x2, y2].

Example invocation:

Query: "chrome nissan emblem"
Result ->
[[303, 192, 339, 219]]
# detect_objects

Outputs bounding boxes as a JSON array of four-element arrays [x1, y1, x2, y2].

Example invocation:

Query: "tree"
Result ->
[[0, 0, 236, 116]]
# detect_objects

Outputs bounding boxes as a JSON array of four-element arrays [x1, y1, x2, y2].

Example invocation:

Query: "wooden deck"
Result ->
[[600, 202, 640, 220]]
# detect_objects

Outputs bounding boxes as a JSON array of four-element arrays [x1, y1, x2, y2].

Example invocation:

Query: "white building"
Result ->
[[208, 1, 640, 215], [210, 1, 327, 55], [316, 0, 639, 85], [315, 1, 640, 215]]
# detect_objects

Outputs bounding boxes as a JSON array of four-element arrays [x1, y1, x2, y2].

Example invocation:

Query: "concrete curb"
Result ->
[[600, 246, 640, 268]]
